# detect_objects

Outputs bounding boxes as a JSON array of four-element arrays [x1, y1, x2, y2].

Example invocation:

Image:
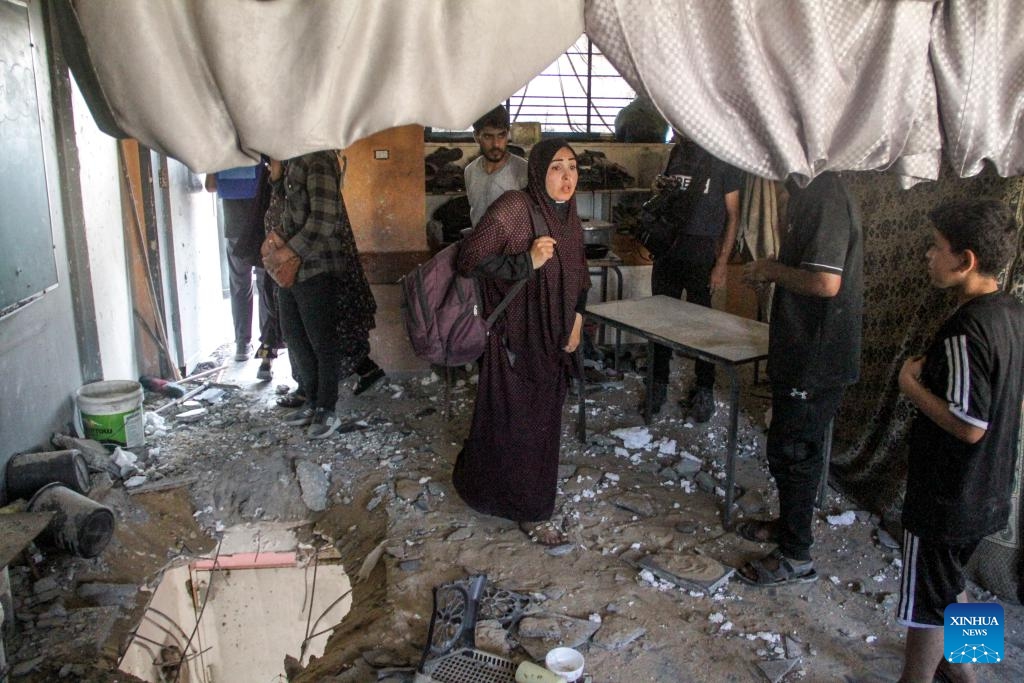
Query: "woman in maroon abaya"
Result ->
[[452, 139, 589, 544]]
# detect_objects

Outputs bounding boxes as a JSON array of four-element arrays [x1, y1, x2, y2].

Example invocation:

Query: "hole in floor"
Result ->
[[118, 527, 350, 682]]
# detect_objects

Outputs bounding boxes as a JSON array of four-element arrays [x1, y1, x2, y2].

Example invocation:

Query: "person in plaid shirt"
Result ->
[[266, 151, 377, 438]]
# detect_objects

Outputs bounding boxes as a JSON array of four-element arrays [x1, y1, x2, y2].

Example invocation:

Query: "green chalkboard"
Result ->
[[0, 0, 58, 316]]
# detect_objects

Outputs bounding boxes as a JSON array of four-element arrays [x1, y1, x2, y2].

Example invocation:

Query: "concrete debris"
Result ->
[[756, 657, 800, 683], [826, 510, 857, 526], [361, 648, 404, 667], [14, 360, 1008, 682], [591, 615, 645, 650], [174, 407, 208, 422], [610, 426, 653, 449], [32, 576, 60, 603], [517, 614, 601, 660], [475, 619, 512, 656], [611, 493, 656, 518], [673, 452, 702, 477], [196, 387, 226, 403], [123, 474, 148, 488], [783, 635, 806, 659], [694, 471, 717, 493], [876, 527, 900, 549], [110, 447, 139, 478], [545, 543, 575, 558], [294, 459, 330, 511], [396, 479, 423, 502], [144, 410, 168, 437], [11, 655, 45, 676]]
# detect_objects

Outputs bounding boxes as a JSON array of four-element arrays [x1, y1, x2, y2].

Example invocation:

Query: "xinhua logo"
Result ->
[[944, 603, 1004, 664]]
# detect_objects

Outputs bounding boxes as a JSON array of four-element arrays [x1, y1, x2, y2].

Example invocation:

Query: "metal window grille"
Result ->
[[428, 35, 636, 139], [507, 35, 635, 135]]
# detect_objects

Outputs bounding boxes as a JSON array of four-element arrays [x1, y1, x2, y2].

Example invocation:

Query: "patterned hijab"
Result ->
[[524, 138, 589, 357], [526, 138, 579, 224], [457, 138, 589, 379]]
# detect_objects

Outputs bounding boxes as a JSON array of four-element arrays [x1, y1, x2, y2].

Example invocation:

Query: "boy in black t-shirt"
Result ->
[[895, 199, 1024, 683]]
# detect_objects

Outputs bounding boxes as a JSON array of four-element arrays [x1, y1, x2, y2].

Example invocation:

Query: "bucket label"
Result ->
[[82, 407, 144, 448]]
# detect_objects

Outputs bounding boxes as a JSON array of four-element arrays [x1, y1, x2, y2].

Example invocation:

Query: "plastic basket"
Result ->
[[417, 648, 516, 683]]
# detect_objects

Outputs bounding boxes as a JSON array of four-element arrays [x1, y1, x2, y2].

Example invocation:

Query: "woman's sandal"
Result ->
[[276, 391, 307, 408], [734, 519, 782, 544], [735, 549, 818, 587], [519, 520, 568, 547]]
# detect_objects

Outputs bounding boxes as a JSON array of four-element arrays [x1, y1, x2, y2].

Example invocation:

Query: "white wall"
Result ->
[[70, 77, 135, 381], [165, 161, 229, 370]]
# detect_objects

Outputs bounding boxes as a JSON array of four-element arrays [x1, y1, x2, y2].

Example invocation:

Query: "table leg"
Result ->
[[576, 348, 587, 443], [723, 364, 740, 528], [643, 340, 654, 425], [611, 265, 623, 370], [598, 268, 609, 346]]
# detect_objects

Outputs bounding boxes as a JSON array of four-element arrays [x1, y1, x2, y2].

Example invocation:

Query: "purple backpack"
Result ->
[[401, 204, 548, 366]]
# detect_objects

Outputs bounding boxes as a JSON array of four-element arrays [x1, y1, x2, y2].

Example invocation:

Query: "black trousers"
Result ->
[[225, 238, 280, 348], [767, 384, 846, 561], [651, 235, 716, 388], [277, 274, 368, 411]]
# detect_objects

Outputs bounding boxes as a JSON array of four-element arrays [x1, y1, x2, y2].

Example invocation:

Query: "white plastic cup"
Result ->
[[545, 647, 585, 682]]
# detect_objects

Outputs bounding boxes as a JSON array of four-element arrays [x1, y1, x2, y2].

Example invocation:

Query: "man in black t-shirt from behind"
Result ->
[[738, 172, 864, 586], [894, 200, 1023, 683], [641, 138, 743, 422]]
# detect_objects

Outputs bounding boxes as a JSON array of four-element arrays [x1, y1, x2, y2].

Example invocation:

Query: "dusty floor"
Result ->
[[5, 348, 1024, 682]]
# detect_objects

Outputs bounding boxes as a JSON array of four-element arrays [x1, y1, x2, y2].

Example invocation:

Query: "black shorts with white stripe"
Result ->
[[896, 530, 980, 628]]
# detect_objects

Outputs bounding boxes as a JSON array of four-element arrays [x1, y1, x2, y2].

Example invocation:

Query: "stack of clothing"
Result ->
[[425, 147, 465, 193], [576, 149, 634, 190]]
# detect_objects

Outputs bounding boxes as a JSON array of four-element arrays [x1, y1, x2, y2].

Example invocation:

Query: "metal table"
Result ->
[[581, 295, 769, 527]]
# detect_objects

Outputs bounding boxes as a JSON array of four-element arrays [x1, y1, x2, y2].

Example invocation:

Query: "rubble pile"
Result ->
[[3, 356, 1021, 682]]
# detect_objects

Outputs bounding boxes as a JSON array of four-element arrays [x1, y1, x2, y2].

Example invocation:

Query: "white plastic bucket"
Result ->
[[76, 380, 145, 449]]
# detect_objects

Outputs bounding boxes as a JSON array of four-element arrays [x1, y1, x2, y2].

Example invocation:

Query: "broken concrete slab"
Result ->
[[517, 614, 601, 660], [673, 453, 703, 478], [784, 635, 805, 659], [591, 614, 646, 650], [756, 657, 800, 683], [294, 459, 330, 511], [474, 619, 511, 656], [611, 493, 656, 518], [637, 554, 734, 594]]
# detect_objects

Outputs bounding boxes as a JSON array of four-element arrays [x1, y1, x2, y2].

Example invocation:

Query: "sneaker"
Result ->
[[307, 408, 341, 439], [353, 367, 386, 396], [282, 405, 315, 426], [256, 359, 273, 381], [636, 381, 667, 416], [688, 386, 716, 423], [234, 342, 253, 362]]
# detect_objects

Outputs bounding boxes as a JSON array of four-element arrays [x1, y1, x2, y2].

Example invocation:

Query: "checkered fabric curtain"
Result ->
[[586, 0, 1024, 187]]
